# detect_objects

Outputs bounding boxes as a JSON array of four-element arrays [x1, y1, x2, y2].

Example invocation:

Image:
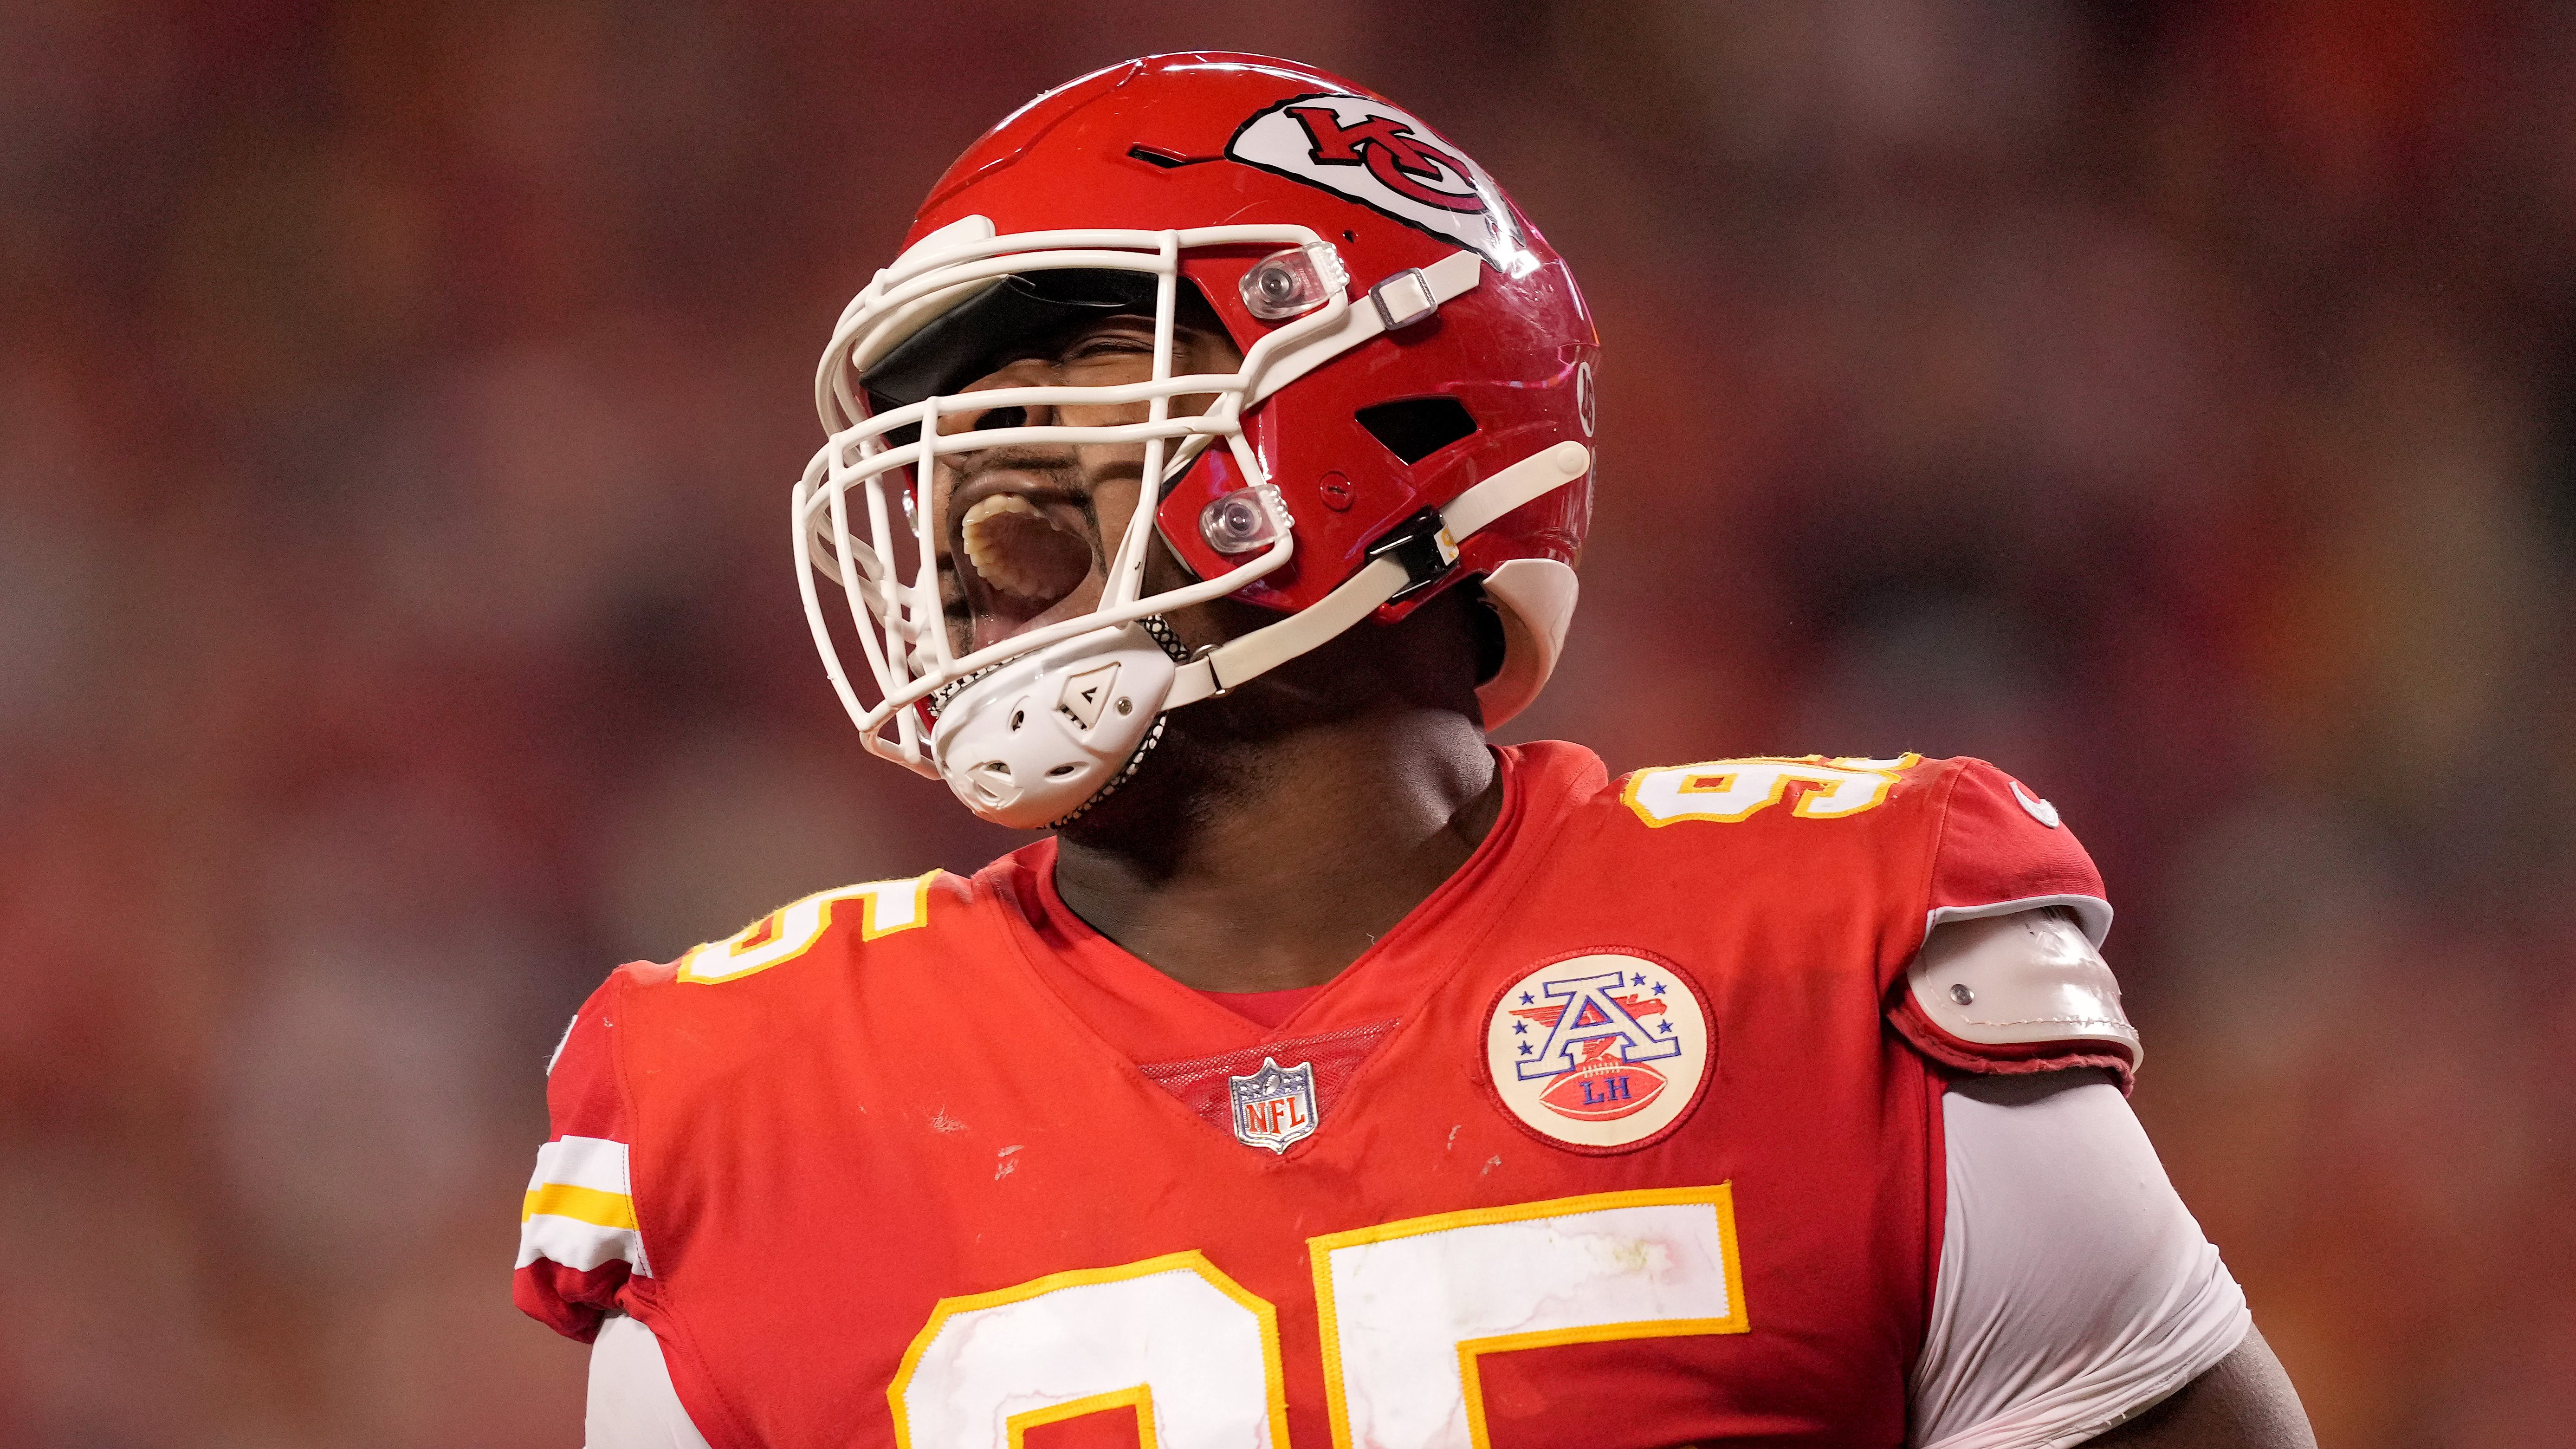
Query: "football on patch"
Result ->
[[1538, 1058, 1666, 1121]]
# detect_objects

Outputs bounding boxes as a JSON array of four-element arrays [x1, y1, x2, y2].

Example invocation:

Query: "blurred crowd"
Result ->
[[3, 1, 2572, 1444]]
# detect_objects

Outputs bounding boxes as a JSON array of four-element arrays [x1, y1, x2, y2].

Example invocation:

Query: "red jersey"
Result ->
[[517, 743, 2116, 1449]]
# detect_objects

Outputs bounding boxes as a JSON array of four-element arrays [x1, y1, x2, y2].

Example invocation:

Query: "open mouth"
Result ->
[[960, 493, 1093, 607], [946, 474, 1103, 651]]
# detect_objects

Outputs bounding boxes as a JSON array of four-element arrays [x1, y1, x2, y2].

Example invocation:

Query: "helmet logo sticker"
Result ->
[[2010, 778, 2062, 828], [1227, 93, 1523, 266], [1484, 950, 1714, 1153], [1575, 360, 1597, 437], [1286, 105, 1483, 213]]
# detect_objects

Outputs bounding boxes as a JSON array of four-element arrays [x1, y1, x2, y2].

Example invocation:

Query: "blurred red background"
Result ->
[[4, 2, 2572, 1444]]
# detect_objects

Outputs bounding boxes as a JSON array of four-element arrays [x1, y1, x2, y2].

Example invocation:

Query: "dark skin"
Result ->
[[2091, 1326, 2316, 1448], [1051, 584, 1503, 991], [936, 313, 2315, 1446]]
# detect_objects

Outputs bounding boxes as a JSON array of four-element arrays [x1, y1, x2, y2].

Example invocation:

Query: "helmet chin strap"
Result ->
[[1162, 440, 1593, 708], [922, 428, 1586, 830], [925, 441, 1590, 830]]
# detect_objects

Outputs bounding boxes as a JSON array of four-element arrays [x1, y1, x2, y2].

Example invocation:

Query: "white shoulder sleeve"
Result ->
[[589, 1313, 715, 1449], [1910, 1074, 2251, 1449]]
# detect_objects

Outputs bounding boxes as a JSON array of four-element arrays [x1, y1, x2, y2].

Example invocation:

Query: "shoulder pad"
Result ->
[[1896, 909, 2141, 1086]]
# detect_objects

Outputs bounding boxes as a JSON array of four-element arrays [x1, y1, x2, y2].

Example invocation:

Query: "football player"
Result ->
[[518, 54, 2316, 1449]]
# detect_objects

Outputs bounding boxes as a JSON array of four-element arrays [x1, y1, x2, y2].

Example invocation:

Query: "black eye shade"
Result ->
[[859, 269, 1164, 413]]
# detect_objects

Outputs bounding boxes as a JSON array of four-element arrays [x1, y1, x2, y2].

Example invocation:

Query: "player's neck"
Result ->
[[1049, 705, 1502, 994]]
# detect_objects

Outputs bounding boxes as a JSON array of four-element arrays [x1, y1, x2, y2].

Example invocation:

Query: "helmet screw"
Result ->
[[1115, 698, 1132, 715], [1319, 471, 1353, 512], [1948, 983, 1975, 1006]]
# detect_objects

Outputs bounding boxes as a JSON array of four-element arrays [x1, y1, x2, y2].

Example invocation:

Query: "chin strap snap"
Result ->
[[1038, 615, 1195, 829], [1163, 440, 1591, 709]]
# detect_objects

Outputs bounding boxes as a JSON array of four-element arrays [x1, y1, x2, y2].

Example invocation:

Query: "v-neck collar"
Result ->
[[979, 742, 1599, 1072]]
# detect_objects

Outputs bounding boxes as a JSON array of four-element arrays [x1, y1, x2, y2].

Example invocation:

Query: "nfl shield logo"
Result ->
[[1227, 1057, 1318, 1153]]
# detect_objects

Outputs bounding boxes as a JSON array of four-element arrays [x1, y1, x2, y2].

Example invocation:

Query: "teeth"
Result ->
[[960, 494, 1092, 604]]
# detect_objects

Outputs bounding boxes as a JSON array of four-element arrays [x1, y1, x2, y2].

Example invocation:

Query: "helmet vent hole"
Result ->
[[1046, 764, 1080, 778], [1010, 709, 1025, 730], [1356, 396, 1478, 465]]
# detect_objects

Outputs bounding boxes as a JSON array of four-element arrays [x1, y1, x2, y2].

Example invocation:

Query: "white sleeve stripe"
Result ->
[[526, 1135, 632, 1195], [517, 1213, 653, 1276]]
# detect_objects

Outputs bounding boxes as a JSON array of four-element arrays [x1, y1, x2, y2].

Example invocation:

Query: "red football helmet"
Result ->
[[796, 53, 1598, 827]]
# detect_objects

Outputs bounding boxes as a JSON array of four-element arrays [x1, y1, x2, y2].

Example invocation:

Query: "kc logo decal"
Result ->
[[1226, 93, 1524, 266], [1283, 105, 1484, 213], [1484, 951, 1714, 1153]]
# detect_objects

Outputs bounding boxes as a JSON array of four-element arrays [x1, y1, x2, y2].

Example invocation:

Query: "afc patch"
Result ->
[[1482, 950, 1713, 1153], [1228, 1056, 1318, 1153], [1225, 93, 1523, 267]]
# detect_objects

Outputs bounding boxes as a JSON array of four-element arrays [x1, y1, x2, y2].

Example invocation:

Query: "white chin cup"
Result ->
[[928, 623, 1180, 829]]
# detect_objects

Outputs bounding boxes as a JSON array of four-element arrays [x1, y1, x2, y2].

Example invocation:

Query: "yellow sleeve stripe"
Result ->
[[522, 1182, 638, 1230]]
